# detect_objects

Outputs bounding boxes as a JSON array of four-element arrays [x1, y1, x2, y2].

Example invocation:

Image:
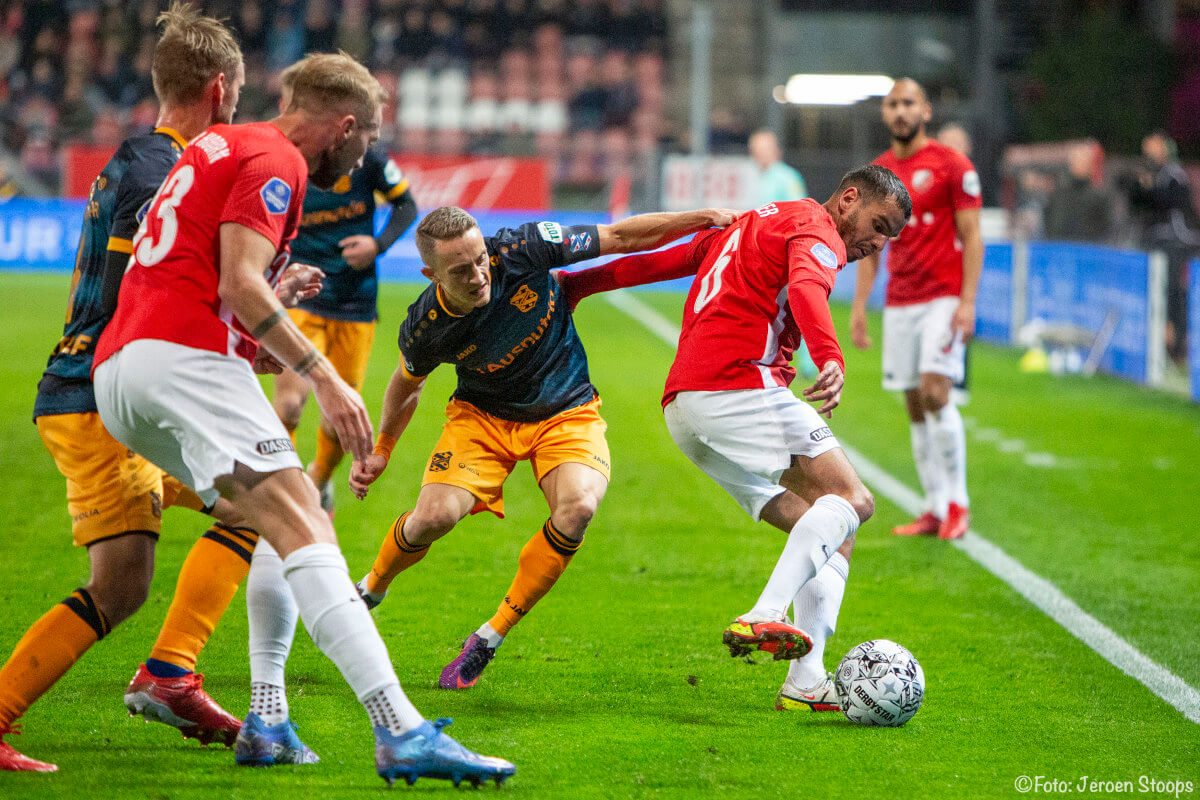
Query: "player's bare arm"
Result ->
[[218, 221, 373, 459], [951, 207, 982, 342], [276, 261, 325, 307], [849, 251, 880, 350], [595, 208, 741, 255], [348, 360, 425, 499]]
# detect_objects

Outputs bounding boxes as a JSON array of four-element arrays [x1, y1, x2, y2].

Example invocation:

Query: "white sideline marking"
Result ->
[[604, 291, 1200, 725]]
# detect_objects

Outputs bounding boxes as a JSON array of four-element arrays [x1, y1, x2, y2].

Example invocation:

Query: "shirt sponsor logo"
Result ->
[[256, 437, 296, 455], [810, 426, 833, 442], [811, 243, 839, 270], [261, 178, 292, 215], [510, 284, 539, 312], [429, 451, 452, 472], [963, 170, 982, 198], [300, 201, 366, 227], [911, 169, 932, 191], [537, 221, 563, 243], [568, 231, 592, 253]]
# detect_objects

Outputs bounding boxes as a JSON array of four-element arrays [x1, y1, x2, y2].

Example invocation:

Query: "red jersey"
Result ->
[[663, 199, 846, 406], [873, 140, 981, 306], [94, 122, 308, 369]]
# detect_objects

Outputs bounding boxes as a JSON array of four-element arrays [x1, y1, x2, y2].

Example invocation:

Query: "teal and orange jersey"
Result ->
[[292, 147, 410, 322], [397, 222, 603, 422], [33, 127, 187, 419]]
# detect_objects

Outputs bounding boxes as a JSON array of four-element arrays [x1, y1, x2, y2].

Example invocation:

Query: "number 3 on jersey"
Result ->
[[693, 228, 741, 313], [133, 165, 195, 268]]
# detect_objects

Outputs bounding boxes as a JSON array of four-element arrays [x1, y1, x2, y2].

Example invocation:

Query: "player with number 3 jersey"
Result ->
[[556, 166, 911, 713]]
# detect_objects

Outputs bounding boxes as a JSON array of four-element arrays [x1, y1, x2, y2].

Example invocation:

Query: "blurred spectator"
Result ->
[[1044, 143, 1112, 243], [1127, 131, 1200, 364], [708, 108, 748, 154], [748, 128, 806, 206], [936, 122, 972, 157]]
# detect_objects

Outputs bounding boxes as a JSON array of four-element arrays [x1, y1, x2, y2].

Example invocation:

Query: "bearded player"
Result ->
[[555, 166, 911, 712], [850, 78, 983, 541]]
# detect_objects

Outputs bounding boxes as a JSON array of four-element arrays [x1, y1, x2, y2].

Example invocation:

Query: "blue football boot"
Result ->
[[234, 712, 320, 766], [375, 718, 515, 788]]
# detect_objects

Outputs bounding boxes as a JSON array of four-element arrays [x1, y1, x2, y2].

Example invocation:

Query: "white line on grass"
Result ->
[[603, 289, 1200, 725]]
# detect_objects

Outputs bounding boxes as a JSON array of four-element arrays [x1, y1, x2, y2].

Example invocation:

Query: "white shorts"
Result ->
[[664, 388, 841, 521], [94, 340, 302, 506], [881, 296, 965, 392]]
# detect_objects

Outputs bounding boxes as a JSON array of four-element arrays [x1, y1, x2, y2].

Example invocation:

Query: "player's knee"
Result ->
[[274, 398, 305, 431], [551, 494, 599, 540], [846, 487, 874, 524], [407, 505, 462, 545], [919, 378, 951, 412], [88, 575, 150, 626]]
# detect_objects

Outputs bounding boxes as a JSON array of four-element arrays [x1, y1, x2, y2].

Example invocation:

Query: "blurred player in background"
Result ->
[[271, 62, 418, 517], [749, 129, 807, 206], [850, 78, 983, 541], [554, 166, 911, 713], [91, 53, 514, 786], [349, 205, 736, 691], [0, 5, 251, 772]]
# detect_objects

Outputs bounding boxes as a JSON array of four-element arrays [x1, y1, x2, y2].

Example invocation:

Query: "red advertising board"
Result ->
[[63, 145, 550, 210]]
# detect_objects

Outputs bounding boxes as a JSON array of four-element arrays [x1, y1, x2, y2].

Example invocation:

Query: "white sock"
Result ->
[[475, 621, 504, 649], [282, 543, 424, 736], [786, 552, 849, 691], [246, 538, 297, 725], [749, 495, 859, 621], [926, 404, 969, 509], [909, 420, 942, 516]]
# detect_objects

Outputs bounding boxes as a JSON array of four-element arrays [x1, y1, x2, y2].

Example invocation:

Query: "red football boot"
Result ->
[[722, 617, 812, 661], [938, 502, 970, 540], [123, 664, 242, 747], [891, 512, 941, 536], [0, 725, 57, 772]]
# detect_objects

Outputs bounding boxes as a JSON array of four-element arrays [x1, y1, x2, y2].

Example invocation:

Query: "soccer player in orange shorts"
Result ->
[[349, 205, 737, 689]]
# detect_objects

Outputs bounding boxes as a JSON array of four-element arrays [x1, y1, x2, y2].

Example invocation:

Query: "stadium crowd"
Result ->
[[0, 0, 669, 195]]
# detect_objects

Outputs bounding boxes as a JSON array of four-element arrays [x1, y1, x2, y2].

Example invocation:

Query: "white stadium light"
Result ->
[[775, 74, 895, 106]]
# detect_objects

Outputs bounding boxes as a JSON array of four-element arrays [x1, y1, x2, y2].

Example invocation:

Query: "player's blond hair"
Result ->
[[152, 2, 243, 106], [414, 206, 479, 266], [283, 52, 386, 129]]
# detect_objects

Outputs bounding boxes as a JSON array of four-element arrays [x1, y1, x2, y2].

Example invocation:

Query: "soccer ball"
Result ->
[[833, 639, 925, 727]]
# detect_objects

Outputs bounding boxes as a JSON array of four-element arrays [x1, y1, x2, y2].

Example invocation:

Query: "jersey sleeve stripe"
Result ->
[[386, 179, 410, 200], [107, 236, 134, 254]]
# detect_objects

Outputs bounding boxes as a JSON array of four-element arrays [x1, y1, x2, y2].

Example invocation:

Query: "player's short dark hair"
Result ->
[[838, 164, 913, 221], [415, 206, 480, 266], [152, 2, 242, 106]]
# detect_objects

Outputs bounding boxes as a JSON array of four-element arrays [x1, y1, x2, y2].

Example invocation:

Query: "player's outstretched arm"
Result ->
[[849, 251, 880, 350], [218, 222, 373, 459], [554, 236, 708, 311], [595, 208, 740, 255], [349, 359, 425, 499]]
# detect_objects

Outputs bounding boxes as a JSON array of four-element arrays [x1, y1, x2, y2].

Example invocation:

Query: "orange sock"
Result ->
[[365, 512, 427, 595], [148, 524, 258, 672], [311, 426, 344, 486], [488, 520, 582, 636], [0, 589, 109, 726]]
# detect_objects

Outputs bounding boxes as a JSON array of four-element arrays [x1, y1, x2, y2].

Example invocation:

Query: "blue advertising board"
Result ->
[[1025, 243, 1150, 384], [1190, 258, 1200, 403]]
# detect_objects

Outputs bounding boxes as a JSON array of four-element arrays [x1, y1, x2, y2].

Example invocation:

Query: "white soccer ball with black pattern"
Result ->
[[833, 639, 925, 727]]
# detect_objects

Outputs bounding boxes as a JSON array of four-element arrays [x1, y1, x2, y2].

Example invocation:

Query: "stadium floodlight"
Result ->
[[774, 74, 895, 106]]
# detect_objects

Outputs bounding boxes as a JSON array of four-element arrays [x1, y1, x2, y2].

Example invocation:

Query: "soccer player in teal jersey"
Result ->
[[349, 205, 737, 690], [271, 63, 418, 517], [1, 4, 260, 771]]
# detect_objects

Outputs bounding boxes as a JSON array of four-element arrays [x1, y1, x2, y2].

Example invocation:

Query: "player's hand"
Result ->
[[349, 454, 388, 499], [849, 304, 872, 350], [340, 235, 380, 269], [802, 360, 844, 418], [277, 263, 325, 308], [252, 348, 285, 375], [707, 208, 743, 228], [311, 373, 374, 461], [950, 300, 975, 342]]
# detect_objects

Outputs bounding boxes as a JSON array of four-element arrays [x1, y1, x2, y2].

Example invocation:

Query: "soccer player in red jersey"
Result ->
[[556, 166, 911, 712], [850, 79, 984, 541], [91, 53, 514, 786]]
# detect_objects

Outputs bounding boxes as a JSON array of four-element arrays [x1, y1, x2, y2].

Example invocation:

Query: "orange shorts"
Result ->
[[288, 307, 376, 390], [422, 397, 611, 518], [37, 412, 206, 547]]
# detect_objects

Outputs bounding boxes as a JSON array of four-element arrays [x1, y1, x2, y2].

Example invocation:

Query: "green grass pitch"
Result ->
[[0, 273, 1197, 798]]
